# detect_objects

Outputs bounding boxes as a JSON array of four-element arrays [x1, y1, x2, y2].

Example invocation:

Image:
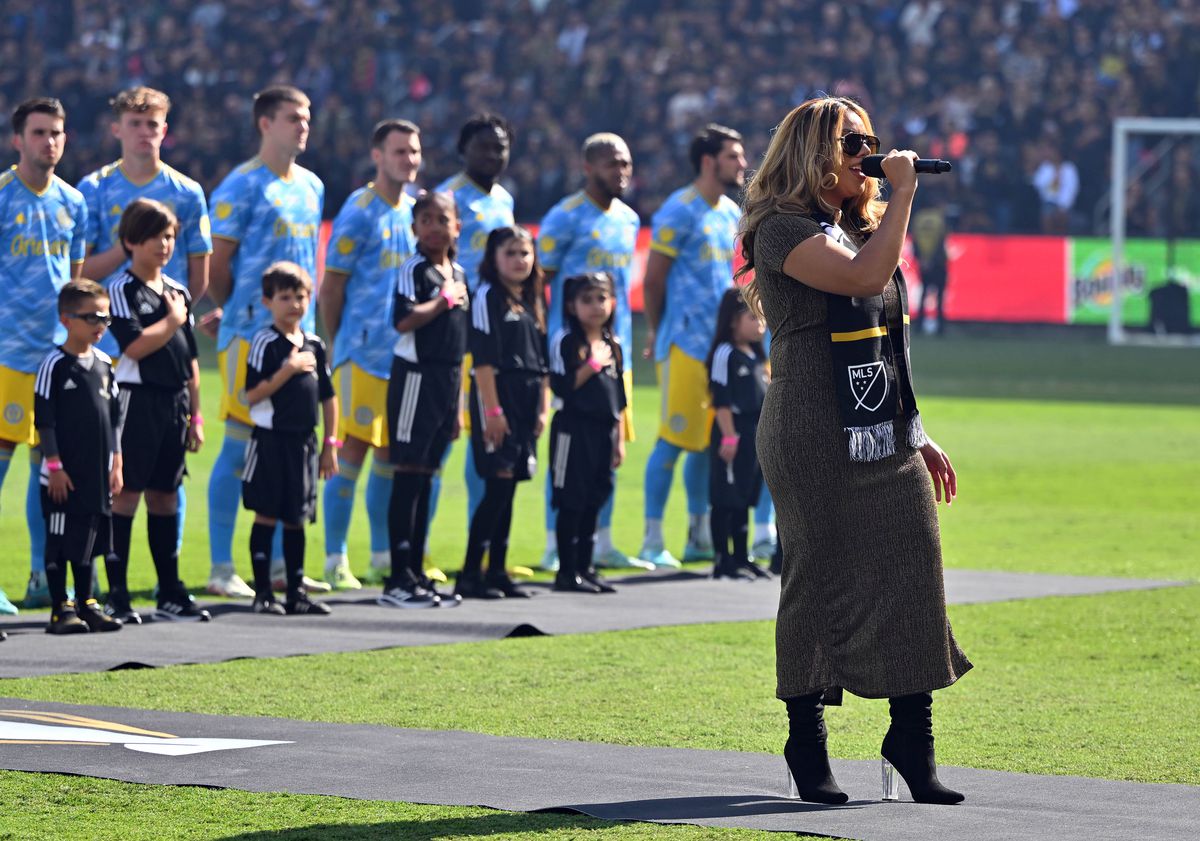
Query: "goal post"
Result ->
[[1109, 117, 1200, 346]]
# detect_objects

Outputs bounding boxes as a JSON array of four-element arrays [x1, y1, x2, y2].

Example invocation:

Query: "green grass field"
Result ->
[[1, 333, 1197, 840]]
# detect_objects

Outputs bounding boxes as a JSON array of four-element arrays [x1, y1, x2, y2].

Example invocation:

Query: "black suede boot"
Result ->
[[783, 692, 848, 804], [880, 691, 964, 804]]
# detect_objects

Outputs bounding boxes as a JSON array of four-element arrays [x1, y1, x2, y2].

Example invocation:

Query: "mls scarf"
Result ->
[[816, 215, 927, 462]]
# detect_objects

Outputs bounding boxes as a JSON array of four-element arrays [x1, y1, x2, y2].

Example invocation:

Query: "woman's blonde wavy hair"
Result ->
[[737, 97, 886, 318]]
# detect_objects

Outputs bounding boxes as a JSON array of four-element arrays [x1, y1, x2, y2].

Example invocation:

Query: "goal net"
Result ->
[[1107, 117, 1200, 346]]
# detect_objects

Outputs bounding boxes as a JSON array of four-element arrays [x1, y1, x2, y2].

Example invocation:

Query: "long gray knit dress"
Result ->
[[753, 212, 972, 700]]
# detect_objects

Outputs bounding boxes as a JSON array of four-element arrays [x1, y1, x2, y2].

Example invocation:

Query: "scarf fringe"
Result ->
[[846, 412, 928, 462]]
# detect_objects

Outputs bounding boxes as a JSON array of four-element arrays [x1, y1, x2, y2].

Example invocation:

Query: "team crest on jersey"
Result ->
[[658, 227, 676, 244], [539, 235, 556, 253], [737, 365, 750, 377], [354, 405, 374, 426], [336, 237, 355, 255], [139, 301, 156, 315], [215, 202, 233, 220], [63, 379, 77, 391], [847, 362, 887, 412], [14, 212, 24, 225], [3, 403, 23, 424]]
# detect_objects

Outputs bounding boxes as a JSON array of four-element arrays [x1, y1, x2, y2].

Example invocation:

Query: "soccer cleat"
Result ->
[[285, 594, 332, 615], [595, 548, 654, 571], [377, 583, 440, 609], [323, 554, 363, 590], [46, 602, 88, 635], [638, 546, 682, 569], [423, 566, 448, 583], [0, 587, 19, 616], [419, 577, 462, 608], [206, 565, 256, 598], [252, 596, 286, 615], [751, 538, 778, 563], [682, 540, 716, 562], [362, 552, 390, 585], [23, 571, 51, 609], [154, 587, 212, 622], [537, 548, 560, 572], [104, 587, 142, 625], [76, 598, 122, 632]]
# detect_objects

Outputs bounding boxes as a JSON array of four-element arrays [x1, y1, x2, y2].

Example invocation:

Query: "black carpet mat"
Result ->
[[0, 570, 1187, 678], [0, 699, 1194, 841]]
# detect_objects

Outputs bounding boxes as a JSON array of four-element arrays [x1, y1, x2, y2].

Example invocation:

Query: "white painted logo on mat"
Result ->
[[0, 709, 292, 756], [847, 362, 887, 412]]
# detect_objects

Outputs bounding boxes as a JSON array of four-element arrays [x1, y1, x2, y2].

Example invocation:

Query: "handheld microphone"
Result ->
[[860, 155, 953, 178]]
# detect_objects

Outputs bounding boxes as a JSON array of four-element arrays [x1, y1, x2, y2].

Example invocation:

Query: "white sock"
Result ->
[[753, 522, 777, 545], [594, 526, 613, 556], [688, 512, 712, 546], [643, 519, 664, 550], [325, 552, 347, 571], [545, 530, 558, 553], [369, 550, 389, 569]]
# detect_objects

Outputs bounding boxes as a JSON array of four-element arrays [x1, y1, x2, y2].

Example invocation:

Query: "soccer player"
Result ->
[[0, 98, 88, 615], [65, 86, 211, 608], [537, 133, 645, 572], [205, 86, 325, 598], [432, 114, 515, 531], [639, 124, 746, 568], [318, 119, 420, 589]]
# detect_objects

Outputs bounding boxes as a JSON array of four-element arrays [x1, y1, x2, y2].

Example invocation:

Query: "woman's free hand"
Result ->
[[483, 412, 509, 450], [919, 439, 957, 505]]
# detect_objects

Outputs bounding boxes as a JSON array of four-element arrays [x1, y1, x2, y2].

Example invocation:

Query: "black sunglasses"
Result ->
[[840, 132, 881, 156], [68, 312, 112, 327]]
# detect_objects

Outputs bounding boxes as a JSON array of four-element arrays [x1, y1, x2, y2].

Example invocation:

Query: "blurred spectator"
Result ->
[[1, 0, 1197, 234], [1032, 140, 1080, 234]]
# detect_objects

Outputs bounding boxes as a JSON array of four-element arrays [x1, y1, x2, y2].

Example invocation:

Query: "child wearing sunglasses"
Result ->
[[34, 280, 125, 634], [106, 198, 209, 623]]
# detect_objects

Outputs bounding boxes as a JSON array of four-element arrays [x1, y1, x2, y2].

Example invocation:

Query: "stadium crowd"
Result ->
[[4, 0, 1200, 235]]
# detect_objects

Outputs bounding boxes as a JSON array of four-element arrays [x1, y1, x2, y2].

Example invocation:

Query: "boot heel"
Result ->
[[786, 764, 799, 799], [881, 757, 899, 801]]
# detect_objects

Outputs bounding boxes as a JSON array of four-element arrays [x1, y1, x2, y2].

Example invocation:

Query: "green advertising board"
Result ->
[[1070, 238, 1200, 326]]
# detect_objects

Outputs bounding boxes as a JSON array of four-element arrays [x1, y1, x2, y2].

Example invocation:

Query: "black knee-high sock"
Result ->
[[282, 527, 305, 602], [555, 507, 582, 578], [463, 478, 513, 578], [70, 558, 94, 603], [710, 506, 733, 564], [46, 552, 68, 607], [388, 471, 424, 587], [408, 475, 433, 580], [486, 480, 517, 576], [730, 507, 749, 562], [575, 505, 600, 575], [146, 512, 180, 593], [249, 522, 274, 599], [108, 513, 134, 593]]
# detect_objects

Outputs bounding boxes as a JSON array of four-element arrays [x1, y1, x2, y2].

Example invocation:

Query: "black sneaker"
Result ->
[[419, 577, 462, 608], [77, 598, 123, 632], [377, 581, 439, 609], [104, 587, 142, 625], [553, 573, 602, 594], [580, 569, 617, 594], [285, 594, 332, 615], [486, 573, 531, 599], [739, 558, 773, 579], [454, 572, 505, 600], [712, 559, 755, 580], [252, 596, 286, 615], [46, 602, 89, 635], [155, 587, 212, 622]]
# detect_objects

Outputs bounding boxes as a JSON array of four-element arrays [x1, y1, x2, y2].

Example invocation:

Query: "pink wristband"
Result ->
[[45, 458, 64, 473], [439, 287, 457, 308], [190, 412, 203, 426], [325, 436, 343, 449], [587, 358, 604, 373], [721, 435, 740, 446], [485, 406, 505, 418]]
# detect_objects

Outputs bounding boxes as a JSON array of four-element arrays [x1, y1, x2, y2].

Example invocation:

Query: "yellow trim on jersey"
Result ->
[[117, 160, 163, 188], [621, 368, 635, 443], [0, 366, 37, 446], [10, 166, 52, 197], [831, 326, 888, 343], [0, 170, 15, 192], [649, 241, 679, 259], [217, 339, 253, 425], [655, 345, 712, 452], [335, 363, 389, 449], [562, 191, 587, 212], [211, 233, 241, 243], [367, 183, 405, 210], [237, 158, 265, 175]]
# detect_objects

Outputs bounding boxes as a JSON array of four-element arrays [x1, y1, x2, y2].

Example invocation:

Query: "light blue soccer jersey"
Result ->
[[538, 191, 639, 352], [649, 185, 740, 362], [434, 173, 514, 291], [325, 184, 416, 378], [77, 160, 212, 356], [0, 167, 88, 372], [210, 158, 323, 350]]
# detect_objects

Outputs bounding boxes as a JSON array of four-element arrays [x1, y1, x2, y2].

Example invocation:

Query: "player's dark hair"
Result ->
[[412, 192, 458, 260], [118, 198, 179, 258], [371, 118, 420, 148], [562, 273, 621, 369], [479, 226, 545, 331], [456, 112, 512, 155], [706, 287, 765, 385], [261, 261, 313, 298], [689, 123, 743, 174], [110, 87, 171, 117], [12, 98, 65, 135], [58, 279, 108, 315], [252, 86, 310, 132]]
